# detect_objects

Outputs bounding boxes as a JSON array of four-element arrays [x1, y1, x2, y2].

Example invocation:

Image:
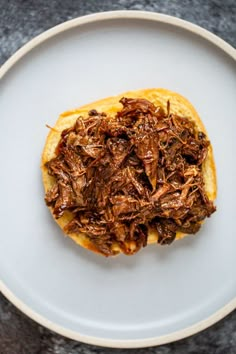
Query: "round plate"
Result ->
[[0, 11, 235, 348]]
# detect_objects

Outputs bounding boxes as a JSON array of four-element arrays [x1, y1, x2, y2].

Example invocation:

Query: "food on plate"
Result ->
[[42, 88, 216, 256]]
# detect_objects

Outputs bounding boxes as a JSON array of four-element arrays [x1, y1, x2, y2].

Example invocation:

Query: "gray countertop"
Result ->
[[0, 1, 235, 353]]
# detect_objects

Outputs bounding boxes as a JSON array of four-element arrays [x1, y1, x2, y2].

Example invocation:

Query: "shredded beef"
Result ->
[[45, 98, 216, 256]]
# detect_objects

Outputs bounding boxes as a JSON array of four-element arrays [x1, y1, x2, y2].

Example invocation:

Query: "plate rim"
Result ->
[[0, 10, 235, 348], [0, 10, 235, 81]]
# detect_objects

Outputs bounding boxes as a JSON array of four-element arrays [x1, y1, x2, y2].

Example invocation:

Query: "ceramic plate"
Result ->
[[0, 11, 235, 348]]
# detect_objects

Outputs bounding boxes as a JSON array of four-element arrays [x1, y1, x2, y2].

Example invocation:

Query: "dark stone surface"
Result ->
[[0, 1, 235, 353]]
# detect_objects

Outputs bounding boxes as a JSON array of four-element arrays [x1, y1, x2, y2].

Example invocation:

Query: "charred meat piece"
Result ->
[[151, 218, 178, 245]]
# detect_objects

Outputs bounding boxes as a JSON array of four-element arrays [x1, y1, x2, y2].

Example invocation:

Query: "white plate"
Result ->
[[0, 11, 235, 348]]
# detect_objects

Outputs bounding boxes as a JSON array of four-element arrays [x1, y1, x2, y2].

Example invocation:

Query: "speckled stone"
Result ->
[[0, 1, 235, 353]]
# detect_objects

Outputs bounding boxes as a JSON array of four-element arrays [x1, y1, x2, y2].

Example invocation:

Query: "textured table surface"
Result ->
[[0, 1, 235, 353]]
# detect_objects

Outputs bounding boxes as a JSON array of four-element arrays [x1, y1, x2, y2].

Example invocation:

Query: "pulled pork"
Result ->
[[45, 98, 216, 256]]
